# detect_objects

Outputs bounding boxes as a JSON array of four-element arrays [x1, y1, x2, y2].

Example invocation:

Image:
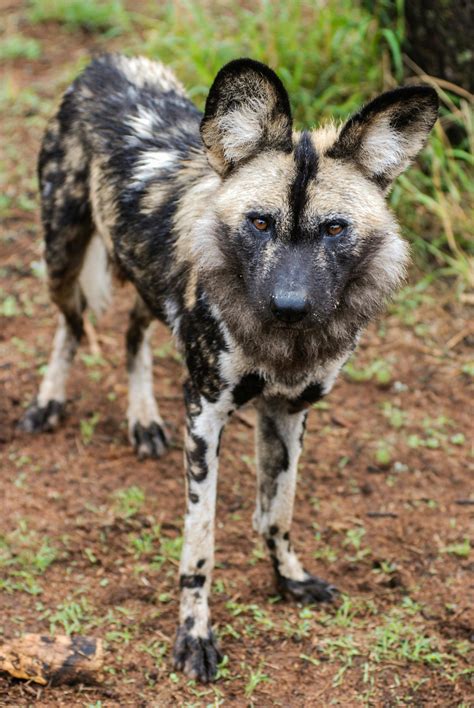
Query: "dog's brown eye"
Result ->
[[252, 217, 269, 232], [327, 223, 344, 236]]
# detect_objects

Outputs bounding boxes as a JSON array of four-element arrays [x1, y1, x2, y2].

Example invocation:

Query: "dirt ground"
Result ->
[[1, 7, 473, 707]]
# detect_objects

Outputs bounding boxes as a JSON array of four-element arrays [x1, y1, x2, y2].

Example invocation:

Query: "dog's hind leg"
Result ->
[[20, 118, 93, 432], [253, 399, 338, 603], [126, 295, 168, 459]]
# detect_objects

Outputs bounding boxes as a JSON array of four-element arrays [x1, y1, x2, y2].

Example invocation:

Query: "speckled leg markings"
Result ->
[[253, 399, 337, 603], [126, 297, 169, 459], [173, 382, 231, 682], [19, 293, 84, 433]]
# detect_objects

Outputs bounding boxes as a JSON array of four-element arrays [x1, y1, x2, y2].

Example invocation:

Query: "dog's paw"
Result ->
[[173, 625, 222, 683], [18, 400, 65, 433], [277, 574, 338, 604], [130, 420, 169, 460]]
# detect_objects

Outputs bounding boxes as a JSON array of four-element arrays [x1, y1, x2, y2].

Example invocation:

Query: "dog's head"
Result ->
[[197, 59, 438, 369]]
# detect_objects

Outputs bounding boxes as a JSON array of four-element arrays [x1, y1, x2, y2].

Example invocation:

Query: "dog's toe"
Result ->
[[277, 573, 338, 604], [18, 400, 65, 433], [173, 625, 222, 683], [131, 420, 169, 459]]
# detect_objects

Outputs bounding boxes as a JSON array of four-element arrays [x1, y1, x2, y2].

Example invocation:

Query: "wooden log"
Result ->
[[0, 634, 103, 686]]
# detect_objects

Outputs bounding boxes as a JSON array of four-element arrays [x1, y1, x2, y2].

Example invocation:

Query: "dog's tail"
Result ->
[[78, 234, 113, 318]]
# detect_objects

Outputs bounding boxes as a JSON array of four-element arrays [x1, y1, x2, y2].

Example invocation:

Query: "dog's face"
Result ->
[[198, 60, 438, 370]]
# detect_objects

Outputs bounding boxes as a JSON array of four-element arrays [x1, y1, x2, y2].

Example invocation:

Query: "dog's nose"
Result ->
[[270, 291, 310, 323]]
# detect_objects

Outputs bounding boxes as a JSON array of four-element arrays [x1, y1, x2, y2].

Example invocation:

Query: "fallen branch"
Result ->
[[0, 634, 103, 686]]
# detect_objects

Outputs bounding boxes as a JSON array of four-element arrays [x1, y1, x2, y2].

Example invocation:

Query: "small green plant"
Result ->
[[49, 596, 92, 635], [0, 35, 42, 60], [1, 295, 20, 317], [80, 412, 100, 445], [113, 485, 145, 519], [244, 662, 270, 698], [441, 538, 470, 558], [129, 524, 161, 557], [0, 522, 57, 595], [381, 402, 407, 429], [375, 440, 392, 467], [344, 357, 392, 385]]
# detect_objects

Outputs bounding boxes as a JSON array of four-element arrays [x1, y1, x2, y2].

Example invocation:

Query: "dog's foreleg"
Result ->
[[173, 381, 228, 682], [253, 399, 337, 603]]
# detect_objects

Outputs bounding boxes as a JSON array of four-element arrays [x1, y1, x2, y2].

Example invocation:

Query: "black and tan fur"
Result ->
[[20, 54, 438, 682]]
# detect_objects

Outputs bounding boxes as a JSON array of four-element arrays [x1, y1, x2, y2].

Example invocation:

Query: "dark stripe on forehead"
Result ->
[[289, 131, 318, 240]]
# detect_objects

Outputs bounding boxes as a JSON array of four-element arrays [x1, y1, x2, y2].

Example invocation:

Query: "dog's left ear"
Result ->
[[201, 58, 293, 176], [328, 86, 439, 189]]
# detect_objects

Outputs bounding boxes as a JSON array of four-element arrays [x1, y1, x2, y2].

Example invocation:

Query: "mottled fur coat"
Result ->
[[20, 55, 438, 682]]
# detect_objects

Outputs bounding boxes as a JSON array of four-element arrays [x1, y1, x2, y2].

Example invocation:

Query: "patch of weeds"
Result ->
[[10, 336, 35, 356], [461, 361, 474, 378], [83, 547, 98, 564], [80, 412, 100, 445], [343, 527, 371, 562], [49, 596, 93, 635], [381, 402, 407, 429], [139, 639, 168, 668], [441, 538, 470, 558], [244, 662, 270, 698], [28, 0, 130, 34], [313, 531, 338, 563], [374, 439, 393, 467], [113, 485, 145, 519], [321, 635, 361, 686], [370, 616, 450, 666], [372, 560, 398, 578], [248, 541, 266, 566], [128, 524, 161, 558], [408, 414, 461, 451], [151, 535, 183, 570], [226, 601, 274, 631], [80, 352, 107, 382], [389, 282, 434, 327], [0, 521, 57, 595], [0, 35, 42, 60], [314, 544, 338, 563], [449, 432, 465, 446], [343, 357, 392, 386], [1, 294, 20, 317]]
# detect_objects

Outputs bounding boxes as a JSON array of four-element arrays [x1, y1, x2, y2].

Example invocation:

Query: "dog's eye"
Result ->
[[252, 217, 269, 232], [326, 222, 344, 237]]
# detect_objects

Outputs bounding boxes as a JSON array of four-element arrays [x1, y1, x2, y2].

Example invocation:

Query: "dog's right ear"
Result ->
[[201, 58, 293, 176]]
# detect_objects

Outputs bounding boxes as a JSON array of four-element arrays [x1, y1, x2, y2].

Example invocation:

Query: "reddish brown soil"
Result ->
[[0, 5, 473, 706]]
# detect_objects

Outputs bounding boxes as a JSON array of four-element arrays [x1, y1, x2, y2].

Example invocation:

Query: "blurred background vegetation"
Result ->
[[1, 0, 473, 293]]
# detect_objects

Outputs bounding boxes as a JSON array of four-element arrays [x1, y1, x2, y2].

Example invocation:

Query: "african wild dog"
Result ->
[[20, 54, 438, 682]]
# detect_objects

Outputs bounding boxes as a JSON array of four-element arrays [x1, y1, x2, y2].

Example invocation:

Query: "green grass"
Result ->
[[0, 34, 42, 60], [28, 0, 130, 33], [113, 485, 146, 519], [0, 520, 57, 595]]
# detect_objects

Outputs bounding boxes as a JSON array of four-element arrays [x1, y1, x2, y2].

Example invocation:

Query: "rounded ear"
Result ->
[[200, 58, 293, 176], [327, 86, 439, 189]]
